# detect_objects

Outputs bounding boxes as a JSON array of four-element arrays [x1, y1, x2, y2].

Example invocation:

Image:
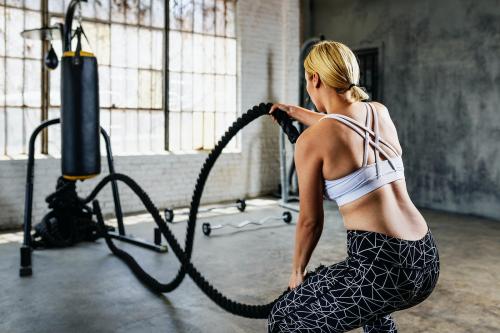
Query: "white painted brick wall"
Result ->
[[0, 0, 300, 230]]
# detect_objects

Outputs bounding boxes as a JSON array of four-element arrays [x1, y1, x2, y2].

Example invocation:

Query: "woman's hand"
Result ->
[[288, 269, 306, 289], [268, 103, 295, 124]]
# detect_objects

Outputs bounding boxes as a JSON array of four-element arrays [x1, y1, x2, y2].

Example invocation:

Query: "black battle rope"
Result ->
[[82, 103, 316, 319]]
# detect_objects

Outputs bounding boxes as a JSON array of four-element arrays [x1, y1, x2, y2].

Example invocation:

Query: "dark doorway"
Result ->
[[354, 48, 379, 101]]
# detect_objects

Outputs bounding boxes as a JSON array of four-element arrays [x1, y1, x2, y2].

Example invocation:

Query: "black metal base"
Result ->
[[20, 118, 168, 276], [108, 231, 168, 253], [19, 246, 32, 277]]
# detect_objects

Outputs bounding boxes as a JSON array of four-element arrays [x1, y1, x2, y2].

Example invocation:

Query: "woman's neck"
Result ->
[[322, 91, 356, 116]]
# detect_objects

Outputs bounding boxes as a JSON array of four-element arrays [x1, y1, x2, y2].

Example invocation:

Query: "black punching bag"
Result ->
[[60, 45, 100, 180]]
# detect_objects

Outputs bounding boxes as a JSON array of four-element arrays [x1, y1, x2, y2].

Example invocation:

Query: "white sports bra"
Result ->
[[320, 102, 405, 206]]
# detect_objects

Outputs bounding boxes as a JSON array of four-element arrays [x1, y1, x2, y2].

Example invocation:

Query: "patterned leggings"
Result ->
[[268, 228, 440, 333]]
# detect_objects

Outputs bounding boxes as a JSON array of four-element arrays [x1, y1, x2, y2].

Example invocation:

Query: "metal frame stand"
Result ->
[[278, 129, 300, 212], [276, 35, 326, 213], [19, 119, 167, 277]]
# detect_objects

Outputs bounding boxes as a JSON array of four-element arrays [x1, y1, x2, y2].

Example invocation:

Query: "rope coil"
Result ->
[[84, 103, 299, 318]]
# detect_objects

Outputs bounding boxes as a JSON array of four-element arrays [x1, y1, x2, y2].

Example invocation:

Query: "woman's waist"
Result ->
[[346, 227, 439, 269]]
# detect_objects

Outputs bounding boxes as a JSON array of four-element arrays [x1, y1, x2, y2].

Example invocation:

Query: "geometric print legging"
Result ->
[[268, 227, 440, 332]]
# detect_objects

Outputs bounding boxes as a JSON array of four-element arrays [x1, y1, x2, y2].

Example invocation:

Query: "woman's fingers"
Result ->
[[269, 103, 285, 114], [269, 103, 282, 123]]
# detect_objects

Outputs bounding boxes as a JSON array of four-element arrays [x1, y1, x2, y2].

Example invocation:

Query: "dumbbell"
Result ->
[[202, 211, 292, 236]]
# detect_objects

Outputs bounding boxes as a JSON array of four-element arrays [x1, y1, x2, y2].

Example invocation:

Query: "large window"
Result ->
[[48, 0, 166, 155], [0, 0, 238, 158], [168, 0, 237, 151], [0, 1, 42, 157]]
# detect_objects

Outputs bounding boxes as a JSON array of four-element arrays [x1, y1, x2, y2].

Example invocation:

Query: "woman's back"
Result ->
[[315, 101, 428, 240]]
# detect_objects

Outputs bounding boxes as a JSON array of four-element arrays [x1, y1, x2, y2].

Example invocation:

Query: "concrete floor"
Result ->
[[0, 196, 499, 332]]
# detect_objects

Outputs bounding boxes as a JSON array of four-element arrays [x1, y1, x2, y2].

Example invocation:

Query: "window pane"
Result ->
[[192, 111, 202, 149], [95, 0, 110, 21], [226, 0, 235, 38], [24, 59, 41, 107], [139, 28, 152, 69], [138, 69, 152, 108], [6, 58, 23, 106], [215, 75, 224, 112], [111, 0, 126, 23], [49, 0, 64, 13], [225, 75, 236, 113], [215, 111, 225, 143], [49, 64, 61, 107], [203, 35, 215, 73], [203, 74, 215, 112], [193, 0, 203, 33], [139, 0, 152, 26], [125, 68, 139, 108], [181, 0, 194, 32], [111, 67, 126, 107], [0, 6, 4, 57], [151, 0, 164, 28], [181, 72, 192, 111], [48, 108, 61, 157], [181, 112, 192, 150], [168, 72, 181, 111], [203, 0, 215, 35], [0, 60, 4, 106], [96, 23, 111, 65], [111, 24, 126, 67], [151, 110, 164, 151], [226, 38, 236, 74], [126, 26, 139, 68], [169, 0, 182, 30], [99, 65, 111, 108], [192, 33, 203, 73], [138, 110, 151, 152], [192, 73, 203, 111], [126, 0, 139, 25], [215, 37, 225, 74], [215, 0, 225, 36], [225, 112, 237, 150], [151, 29, 163, 70], [25, 0, 41, 10], [110, 109, 125, 154], [181, 32, 193, 72], [99, 108, 111, 151], [124, 109, 139, 153], [203, 111, 215, 149], [6, 0, 23, 8], [0, 108, 5, 155], [6, 107, 23, 156], [168, 30, 181, 71], [24, 107, 40, 154], [168, 111, 180, 151], [6, 7, 24, 58], [151, 70, 162, 109], [24, 11, 42, 59]]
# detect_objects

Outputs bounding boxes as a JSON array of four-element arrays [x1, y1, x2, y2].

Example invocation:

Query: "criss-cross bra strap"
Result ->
[[362, 103, 371, 167], [320, 113, 398, 171], [320, 111, 400, 157], [369, 102, 381, 177]]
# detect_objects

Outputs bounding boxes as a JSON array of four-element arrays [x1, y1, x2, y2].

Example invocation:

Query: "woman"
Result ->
[[267, 41, 440, 333]]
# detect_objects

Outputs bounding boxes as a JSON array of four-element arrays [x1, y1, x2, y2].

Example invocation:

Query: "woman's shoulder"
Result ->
[[368, 101, 390, 116]]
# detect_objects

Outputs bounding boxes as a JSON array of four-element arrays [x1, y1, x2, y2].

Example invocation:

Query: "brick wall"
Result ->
[[0, 0, 300, 230]]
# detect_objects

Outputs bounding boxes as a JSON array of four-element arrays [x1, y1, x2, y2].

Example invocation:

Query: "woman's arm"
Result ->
[[288, 129, 325, 289], [269, 103, 325, 127]]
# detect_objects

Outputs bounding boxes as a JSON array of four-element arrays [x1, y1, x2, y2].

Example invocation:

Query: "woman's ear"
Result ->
[[313, 73, 321, 88]]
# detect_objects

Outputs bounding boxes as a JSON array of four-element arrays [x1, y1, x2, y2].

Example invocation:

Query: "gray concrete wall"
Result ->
[[0, 0, 300, 230], [304, 0, 500, 220]]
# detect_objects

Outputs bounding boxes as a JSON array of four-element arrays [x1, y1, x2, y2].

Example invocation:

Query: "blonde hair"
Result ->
[[304, 41, 369, 102]]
